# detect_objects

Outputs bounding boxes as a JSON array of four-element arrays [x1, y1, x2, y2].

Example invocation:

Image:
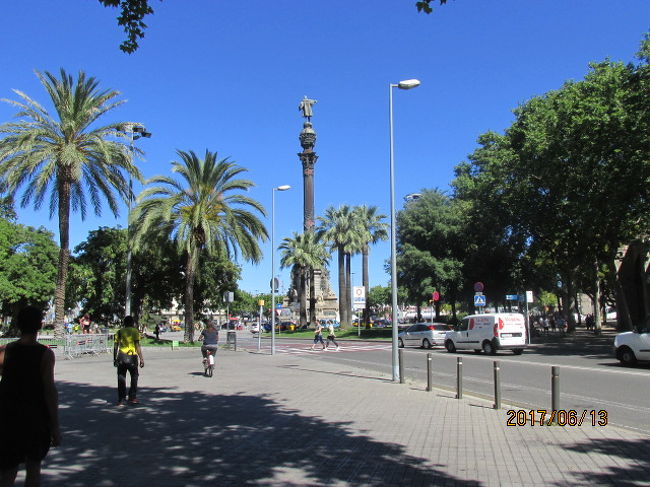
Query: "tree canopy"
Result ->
[[396, 33, 650, 329], [0, 218, 58, 333], [131, 149, 267, 341]]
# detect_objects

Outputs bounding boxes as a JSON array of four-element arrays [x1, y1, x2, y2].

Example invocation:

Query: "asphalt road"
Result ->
[[234, 332, 650, 436]]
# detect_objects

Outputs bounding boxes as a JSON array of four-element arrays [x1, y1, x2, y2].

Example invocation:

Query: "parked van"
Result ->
[[445, 313, 526, 355]]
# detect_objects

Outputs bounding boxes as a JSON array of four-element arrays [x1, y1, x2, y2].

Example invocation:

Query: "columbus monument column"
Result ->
[[294, 96, 338, 323], [298, 96, 318, 231]]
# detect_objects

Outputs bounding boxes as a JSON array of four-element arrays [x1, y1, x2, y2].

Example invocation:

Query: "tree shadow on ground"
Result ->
[[48, 381, 481, 487], [557, 438, 650, 486]]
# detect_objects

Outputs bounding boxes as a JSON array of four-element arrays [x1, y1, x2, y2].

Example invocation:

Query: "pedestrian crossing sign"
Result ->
[[474, 294, 486, 306]]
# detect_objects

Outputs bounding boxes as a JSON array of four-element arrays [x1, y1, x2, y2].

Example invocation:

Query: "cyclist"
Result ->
[[199, 320, 219, 361]]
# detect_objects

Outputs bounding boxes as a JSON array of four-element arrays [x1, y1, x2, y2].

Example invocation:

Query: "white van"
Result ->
[[445, 313, 526, 355]]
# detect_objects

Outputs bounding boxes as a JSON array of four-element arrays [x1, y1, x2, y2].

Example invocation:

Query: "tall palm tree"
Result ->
[[353, 205, 388, 326], [130, 150, 267, 342], [318, 205, 361, 327], [0, 69, 140, 336], [279, 232, 329, 326]]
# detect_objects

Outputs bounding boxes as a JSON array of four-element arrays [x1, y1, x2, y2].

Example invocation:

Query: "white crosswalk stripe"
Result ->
[[268, 343, 391, 355]]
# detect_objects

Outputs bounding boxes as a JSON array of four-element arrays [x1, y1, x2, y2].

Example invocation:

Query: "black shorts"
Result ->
[[201, 345, 218, 356]]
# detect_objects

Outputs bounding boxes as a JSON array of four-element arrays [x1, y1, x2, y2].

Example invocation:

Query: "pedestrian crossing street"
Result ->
[[267, 342, 391, 355]]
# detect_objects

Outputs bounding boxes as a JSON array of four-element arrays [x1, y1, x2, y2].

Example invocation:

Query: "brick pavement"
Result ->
[[20, 345, 650, 486]]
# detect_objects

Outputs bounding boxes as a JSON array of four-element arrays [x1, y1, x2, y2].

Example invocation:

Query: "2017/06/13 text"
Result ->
[[506, 409, 608, 426]]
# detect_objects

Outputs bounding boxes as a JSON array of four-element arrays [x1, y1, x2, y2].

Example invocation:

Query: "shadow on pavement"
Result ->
[[557, 438, 650, 486], [50, 381, 480, 486]]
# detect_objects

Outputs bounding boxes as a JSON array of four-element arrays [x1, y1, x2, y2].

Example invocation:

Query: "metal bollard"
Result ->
[[426, 353, 433, 392], [493, 361, 501, 409], [551, 366, 560, 411], [456, 357, 463, 399], [398, 348, 405, 384]]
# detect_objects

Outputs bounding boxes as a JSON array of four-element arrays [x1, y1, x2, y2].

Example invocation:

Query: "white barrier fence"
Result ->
[[0, 334, 113, 359], [64, 334, 113, 359]]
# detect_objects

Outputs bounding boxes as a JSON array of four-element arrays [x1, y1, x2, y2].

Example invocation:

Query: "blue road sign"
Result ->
[[505, 294, 519, 301], [474, 294, 486, 306]]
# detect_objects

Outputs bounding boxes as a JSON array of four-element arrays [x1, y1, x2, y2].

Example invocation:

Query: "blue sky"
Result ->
[[2, 0, 649, 296]]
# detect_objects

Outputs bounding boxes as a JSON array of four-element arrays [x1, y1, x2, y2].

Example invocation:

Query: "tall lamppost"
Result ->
[[271, 184, 291, 355], [123, 123, 151, 317], [389, 79, 420, 382]]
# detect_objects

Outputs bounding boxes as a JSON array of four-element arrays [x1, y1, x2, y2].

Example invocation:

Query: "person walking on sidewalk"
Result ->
[[0, 306, 61, 487], [325, 323, 340, 351], [113, 316, 144, 406], [311, 322, 326, 351]]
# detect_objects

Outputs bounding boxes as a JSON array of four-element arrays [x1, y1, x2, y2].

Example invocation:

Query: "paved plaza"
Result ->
[[21, 343, 650, 486]]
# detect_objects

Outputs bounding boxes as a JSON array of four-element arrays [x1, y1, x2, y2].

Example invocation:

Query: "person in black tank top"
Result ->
[[0, 306, 60, 486]]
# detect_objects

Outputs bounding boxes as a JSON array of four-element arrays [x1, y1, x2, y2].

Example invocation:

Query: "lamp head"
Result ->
[[276, 185, 291, 191], [397, 79, 421, 90]]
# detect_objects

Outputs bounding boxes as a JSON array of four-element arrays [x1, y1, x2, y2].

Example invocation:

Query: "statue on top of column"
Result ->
[[298, 96, 317, 121]]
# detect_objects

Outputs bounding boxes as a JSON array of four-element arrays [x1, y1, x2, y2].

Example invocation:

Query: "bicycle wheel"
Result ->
[[207, 364, 214, 378]]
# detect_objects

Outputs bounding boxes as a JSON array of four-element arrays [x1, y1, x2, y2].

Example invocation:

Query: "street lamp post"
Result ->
[[271, 184, 291, 355], [123, 123, 151, 317], [389, 79, 420, 382]]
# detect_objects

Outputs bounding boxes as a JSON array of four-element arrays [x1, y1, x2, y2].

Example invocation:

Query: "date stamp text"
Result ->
[[506, 409, 608, 426]]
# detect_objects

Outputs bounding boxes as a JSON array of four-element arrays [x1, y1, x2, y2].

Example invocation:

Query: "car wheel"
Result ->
[[422, 338, 432, 349], [617, 346, 637, 366], [445, 340, 456, 353], [482, 340, 496, 355], [398, 338, 404, 348], [512, 349, 524, 355]]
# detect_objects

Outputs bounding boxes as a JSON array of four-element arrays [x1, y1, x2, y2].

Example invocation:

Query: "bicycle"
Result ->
[[202, 349, 215, 377]]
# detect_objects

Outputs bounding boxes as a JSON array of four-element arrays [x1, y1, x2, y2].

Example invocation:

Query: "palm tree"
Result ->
[[0, 69, 140, 336], [130, 149, 267, 342], [318, 205, 361, 327], [353, 205, 388, 326], [279, 232, 329, 326]]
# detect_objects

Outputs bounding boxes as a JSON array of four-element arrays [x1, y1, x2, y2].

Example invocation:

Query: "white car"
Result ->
[[605, 307, 617, 322], [398, 323, 452, 349], [445, 313, 527, 355], [614, 328, 650, 366]]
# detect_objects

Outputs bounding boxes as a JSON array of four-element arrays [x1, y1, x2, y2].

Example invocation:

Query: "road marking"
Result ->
[[407, 350, 650, 377], [266, 343, 391, 355]]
